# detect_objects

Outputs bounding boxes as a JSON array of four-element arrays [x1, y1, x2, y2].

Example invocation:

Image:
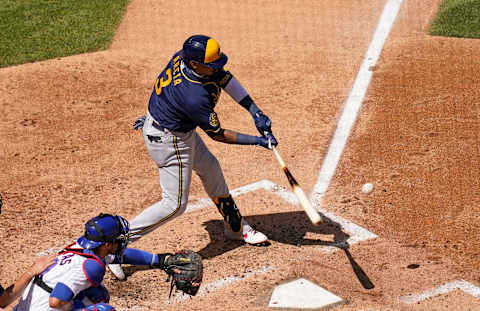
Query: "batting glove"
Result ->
[[133, 115, 146, 131], [254, 111, 272, 136], [256, 132, 278, 150]]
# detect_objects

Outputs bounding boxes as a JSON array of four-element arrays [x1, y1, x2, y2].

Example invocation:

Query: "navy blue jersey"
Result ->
[[148, 51, 233, 134]]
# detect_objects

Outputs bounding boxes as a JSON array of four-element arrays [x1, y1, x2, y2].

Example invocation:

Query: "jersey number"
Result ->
[[60, 253, 74, 265], [155, 68, 172, 95]]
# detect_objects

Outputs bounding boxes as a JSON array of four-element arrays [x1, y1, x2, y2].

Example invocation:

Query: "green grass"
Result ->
[[430, 0, 480, 38], [0, 0, 130, 68]]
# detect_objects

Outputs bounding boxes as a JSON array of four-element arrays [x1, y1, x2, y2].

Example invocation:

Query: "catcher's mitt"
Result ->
[[159, 250, 203, 297]]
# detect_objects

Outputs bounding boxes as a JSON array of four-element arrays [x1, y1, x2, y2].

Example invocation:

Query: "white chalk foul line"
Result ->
[[168, 265, 274, 304], [400, 279, 480, 304], [37, 246, 62, 256], [311, 0, 404, 207]]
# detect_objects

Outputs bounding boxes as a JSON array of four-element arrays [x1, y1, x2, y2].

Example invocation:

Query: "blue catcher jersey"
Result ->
[[148, 51, 233, 134]]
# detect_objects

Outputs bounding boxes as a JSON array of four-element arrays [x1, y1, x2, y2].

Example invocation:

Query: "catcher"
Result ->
[[13, 213, 202, 311]]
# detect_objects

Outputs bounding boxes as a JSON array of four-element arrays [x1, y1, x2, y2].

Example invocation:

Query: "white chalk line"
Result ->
[[311, 0, 404, 207], [39, 0, 402, 305], [168, 265, 274, 304], [37, 246, 63, 256], [185, 179, 297, 213], [303, 0, 479, 307], [185, 179, 377, 250], [37, 179, 376, 256], [400, 280, 480, 304]]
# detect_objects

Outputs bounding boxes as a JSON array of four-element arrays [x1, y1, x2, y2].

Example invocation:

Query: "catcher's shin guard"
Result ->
[[213, 195, 243, 234]]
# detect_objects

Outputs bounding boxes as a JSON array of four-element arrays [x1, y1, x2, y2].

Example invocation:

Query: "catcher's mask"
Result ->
[[77, 213, 130, 256], [182, 35, 228, 70]]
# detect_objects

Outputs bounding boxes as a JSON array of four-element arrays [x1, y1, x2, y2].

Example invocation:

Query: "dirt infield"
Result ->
[[1, 0, 479, 310]]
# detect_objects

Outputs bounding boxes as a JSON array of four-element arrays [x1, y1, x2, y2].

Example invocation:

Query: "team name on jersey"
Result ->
[[154, 56, 182, 95]]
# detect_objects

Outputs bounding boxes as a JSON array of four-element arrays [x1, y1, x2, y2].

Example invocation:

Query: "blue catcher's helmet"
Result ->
[[182, 35, 228, 70], [77, 213, 129, 255]]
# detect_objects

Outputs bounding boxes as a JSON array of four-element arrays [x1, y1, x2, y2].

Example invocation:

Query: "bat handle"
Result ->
[[271, 145, 286, 168], [265, 132, 285, 167]]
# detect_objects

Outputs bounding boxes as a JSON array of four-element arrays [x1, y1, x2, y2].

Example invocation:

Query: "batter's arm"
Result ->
[[223, 77, 261, 117], [209, 128, 273, 149], [223, 77, 273, 136]]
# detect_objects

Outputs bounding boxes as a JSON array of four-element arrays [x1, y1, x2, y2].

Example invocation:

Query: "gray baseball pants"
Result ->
[[128, 112, 229, 242]]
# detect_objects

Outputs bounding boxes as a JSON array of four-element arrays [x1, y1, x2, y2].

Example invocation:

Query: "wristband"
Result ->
[[238, 95, 261, 117], [156, 253, 171, 270], [235, 133, 258, 145]]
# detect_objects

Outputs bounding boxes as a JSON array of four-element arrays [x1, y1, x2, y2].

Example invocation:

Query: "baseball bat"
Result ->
[[271, 146, 323, 225]]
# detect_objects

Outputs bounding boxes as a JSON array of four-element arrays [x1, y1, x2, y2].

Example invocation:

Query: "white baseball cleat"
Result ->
[[224, 222, 268, 245], [108, 264, 126, 280]]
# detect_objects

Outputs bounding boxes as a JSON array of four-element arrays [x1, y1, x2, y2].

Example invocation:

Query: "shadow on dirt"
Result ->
[[198, 211, 374, 289], [197, 211, 350, 259], [120, 211, 373, 289]]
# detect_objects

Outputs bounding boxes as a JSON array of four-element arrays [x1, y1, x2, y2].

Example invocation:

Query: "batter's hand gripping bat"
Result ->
[[269, 142, 323, 225]]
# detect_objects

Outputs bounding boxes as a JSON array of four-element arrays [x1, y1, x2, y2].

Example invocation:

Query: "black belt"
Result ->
[[33, 275, 53, 293], [150, 118, 189, 136]]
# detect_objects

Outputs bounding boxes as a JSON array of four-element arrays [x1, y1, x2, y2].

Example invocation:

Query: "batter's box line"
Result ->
[[37, 180, 377, 256], [400, 279, 480, 304], [167, 265, 274, 304], [186, 179, 377, 252]]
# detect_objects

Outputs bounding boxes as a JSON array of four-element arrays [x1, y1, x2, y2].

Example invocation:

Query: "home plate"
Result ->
[[268, 278, 343, 309]]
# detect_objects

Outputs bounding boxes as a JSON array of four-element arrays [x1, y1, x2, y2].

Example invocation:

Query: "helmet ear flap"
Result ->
[[113, 215, 130, 256], [117, 216, 130, 236]]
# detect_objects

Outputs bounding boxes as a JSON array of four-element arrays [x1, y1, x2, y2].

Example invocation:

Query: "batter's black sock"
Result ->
[[214, 195, 243, 234]]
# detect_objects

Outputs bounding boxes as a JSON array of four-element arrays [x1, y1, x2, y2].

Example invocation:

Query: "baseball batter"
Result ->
[[127, 35, 277, 245], [12, 213, 198, 311], [109, 34, 278, 280]]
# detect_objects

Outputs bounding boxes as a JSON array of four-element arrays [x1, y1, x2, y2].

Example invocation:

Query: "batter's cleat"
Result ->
[[107, 264, 125, 281], [224, 225, 268, 245]]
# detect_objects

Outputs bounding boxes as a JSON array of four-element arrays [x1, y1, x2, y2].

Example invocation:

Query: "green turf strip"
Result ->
[[430, 0, 480, 38], [0, 0, 130, 68]]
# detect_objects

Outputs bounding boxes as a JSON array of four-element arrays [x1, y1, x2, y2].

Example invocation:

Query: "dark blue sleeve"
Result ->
[[51, 282, 74, 302], [83, 259, 105, 287], [214, 69, 233, 88], [186, 94, 222, 135], [120, 248, 158, 266]]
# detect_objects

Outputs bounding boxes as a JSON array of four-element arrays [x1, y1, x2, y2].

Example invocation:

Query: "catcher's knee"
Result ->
[[213, 195, 243, 233], [75, 285, 110, 306], [81, 302, 116, 311]]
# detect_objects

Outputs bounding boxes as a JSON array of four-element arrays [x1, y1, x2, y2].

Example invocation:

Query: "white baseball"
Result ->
[[362, 183, 374, 194]]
